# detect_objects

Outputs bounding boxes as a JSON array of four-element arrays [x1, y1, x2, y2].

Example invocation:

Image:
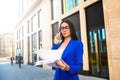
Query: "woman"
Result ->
[[52, 20, 84, 80]]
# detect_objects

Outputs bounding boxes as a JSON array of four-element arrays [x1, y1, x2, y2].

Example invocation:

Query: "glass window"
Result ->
[[27, 36, 30, 63], [27, 20, 30, 34], [38, 10, 41, 28], [32, 33, 37, 51], [62, 0, 79, 13], [52, 22, 59, 43], [85, 1, 109, 78], [19, 41, 21, 49], [32, 33, 37, 62], [38, 10, 44, 28], [63, 12, 81, 40], [39, 30, 42, 42], [38, 30, 42, 49], [31, 14, 37, 32], [51, 0, 59, 20]]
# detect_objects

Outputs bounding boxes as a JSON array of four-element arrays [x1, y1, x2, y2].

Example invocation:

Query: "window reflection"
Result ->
[[89, 28, 107, 53], [62, 0, 79, 13], [89, 31, 95, 53]]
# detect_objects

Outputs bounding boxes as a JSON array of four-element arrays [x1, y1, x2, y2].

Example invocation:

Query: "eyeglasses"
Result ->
[[60, 26, 70, 31]]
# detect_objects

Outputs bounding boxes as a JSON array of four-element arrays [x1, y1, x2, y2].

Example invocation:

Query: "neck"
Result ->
[[64, 37, 71, 43]]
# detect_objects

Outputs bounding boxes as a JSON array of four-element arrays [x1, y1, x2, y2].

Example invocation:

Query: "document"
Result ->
[[35, 60, 58, 67], [34, 49, 63, 67]]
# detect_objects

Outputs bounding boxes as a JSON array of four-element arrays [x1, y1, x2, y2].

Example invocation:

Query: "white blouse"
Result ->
[[57, 48, 65, 58]]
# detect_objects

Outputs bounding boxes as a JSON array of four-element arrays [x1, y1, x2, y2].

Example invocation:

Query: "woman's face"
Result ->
[[60, 22, 71, 38]]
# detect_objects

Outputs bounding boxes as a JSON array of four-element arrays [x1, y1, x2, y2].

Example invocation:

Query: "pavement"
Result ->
[[0, 62, 108, 80]]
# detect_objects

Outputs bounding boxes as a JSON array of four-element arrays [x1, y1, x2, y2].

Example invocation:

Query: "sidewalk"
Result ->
[[0, 62, 108, 80]]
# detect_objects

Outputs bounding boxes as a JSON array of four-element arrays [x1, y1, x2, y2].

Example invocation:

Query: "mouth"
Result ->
[[62, 33, 66, 35]]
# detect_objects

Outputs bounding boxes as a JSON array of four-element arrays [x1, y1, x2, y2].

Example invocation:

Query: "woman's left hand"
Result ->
[[54, 59, 69, 71]]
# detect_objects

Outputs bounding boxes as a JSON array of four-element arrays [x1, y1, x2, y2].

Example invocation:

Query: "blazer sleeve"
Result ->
[[68, 41, 83, 75], [51, 43, 61, 50]]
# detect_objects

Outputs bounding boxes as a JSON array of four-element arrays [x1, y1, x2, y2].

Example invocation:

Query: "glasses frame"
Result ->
[[60, 26, 70, 31]]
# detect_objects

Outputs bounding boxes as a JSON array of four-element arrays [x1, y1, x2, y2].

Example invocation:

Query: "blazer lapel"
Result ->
[[62, 40, 73, 59]]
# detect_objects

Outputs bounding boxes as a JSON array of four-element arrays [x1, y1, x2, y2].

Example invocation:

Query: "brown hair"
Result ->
[[59, 20, 78, 41]]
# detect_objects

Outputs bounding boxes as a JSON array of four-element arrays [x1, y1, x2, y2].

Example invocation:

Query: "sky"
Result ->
[[0, 0, 19, 33]]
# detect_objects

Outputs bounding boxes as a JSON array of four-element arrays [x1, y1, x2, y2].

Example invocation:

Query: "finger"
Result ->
[[56, 60, 65, 68], [55, 34, 60, 39], [61, 59, 67, 65], [54, 60, 61, 66]]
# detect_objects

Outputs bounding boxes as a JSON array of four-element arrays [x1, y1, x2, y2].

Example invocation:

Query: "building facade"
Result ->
[[15, 0, 120, 80], [0, 33, 14, 57]]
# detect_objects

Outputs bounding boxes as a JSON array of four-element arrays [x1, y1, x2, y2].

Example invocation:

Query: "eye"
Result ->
[[61, 26, 70, 30]]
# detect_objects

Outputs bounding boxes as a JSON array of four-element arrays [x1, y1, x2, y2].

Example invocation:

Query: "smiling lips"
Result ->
[[62, 33, 67, 36]]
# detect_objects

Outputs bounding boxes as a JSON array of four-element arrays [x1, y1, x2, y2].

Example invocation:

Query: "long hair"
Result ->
[[59, 20, 78, 41]]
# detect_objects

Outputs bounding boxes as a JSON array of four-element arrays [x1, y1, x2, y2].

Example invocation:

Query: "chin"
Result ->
[[63, 35, 70, 38]]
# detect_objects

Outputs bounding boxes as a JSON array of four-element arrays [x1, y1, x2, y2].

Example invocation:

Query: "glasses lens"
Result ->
[[61, 26, 70, 30]]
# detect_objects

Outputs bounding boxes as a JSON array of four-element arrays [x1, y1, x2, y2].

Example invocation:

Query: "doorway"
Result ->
[[85, 1, 109, 78]]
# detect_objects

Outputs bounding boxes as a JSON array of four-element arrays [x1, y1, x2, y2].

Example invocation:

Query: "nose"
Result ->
[[63, 28, 66, 31]]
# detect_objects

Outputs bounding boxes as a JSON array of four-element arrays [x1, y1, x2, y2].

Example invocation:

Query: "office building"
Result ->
[[15, 0, 120, 80], [0, 33, 14, 57]]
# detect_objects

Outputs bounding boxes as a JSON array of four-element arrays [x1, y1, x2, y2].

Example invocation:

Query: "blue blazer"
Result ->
[[52, 39, 83, 80]]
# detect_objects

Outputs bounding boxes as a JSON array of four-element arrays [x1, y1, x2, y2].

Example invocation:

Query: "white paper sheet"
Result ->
[[34, 60, 58, 67], [34, 49, 63, 67]]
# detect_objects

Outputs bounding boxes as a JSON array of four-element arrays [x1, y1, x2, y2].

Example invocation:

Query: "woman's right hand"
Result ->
[[54, 32, 62, 44], [54, 59, 70, 71]]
